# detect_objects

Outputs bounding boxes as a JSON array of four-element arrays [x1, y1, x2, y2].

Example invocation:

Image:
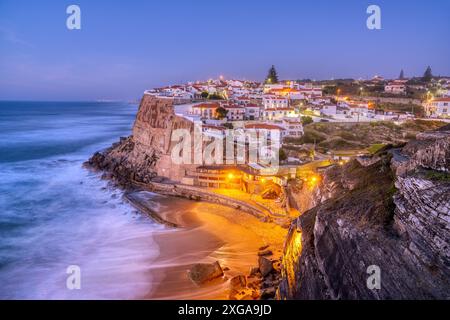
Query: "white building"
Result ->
[[201, 124, 226, 138], [191, 103, 219, 119], [262, 108, 297, 121], [263, 96, 289, 109], [244, 123, 288, 141], [244, 104, 261, 120], [444, 89, 450, 97], [263, 83, 285, 93], [385, 81, 407, 94], [282, 119, 304, 137], [320, 105, 337, 116], [349, 103, 369, 116], [424, 98, 450, 118], [299, 87, 322, 98], [268, 88, 305, 100], [224, 105, 245, 121]]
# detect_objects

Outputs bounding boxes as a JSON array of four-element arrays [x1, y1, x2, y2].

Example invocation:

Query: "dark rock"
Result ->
[[187, 261, 224, 285], [258, 250, 273, 257], [249, 266, 260, 277], [230, 275, 247, 290], [258, 257, 273, 277], [261, 287, 276, 299], [279, 127, 450, 299]]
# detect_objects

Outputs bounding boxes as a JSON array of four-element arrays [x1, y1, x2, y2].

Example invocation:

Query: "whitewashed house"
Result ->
[[191, 103, 219, 119], [244, 123, 288, 141], [244, 104, 261, 120], [424, 98, 450, 118], [224, 105, 246, 121], [282, 119, 304, 137], [320, 105, 337, 116], [262, 108, 297, 121], [263, 96, 289, 109], [385, 80, 407, 94]]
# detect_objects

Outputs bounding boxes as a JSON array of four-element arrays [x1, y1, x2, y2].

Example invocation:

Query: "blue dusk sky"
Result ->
[[0, 0, 449, 101]]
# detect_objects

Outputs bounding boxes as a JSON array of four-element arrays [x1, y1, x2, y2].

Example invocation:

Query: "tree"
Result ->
[[265, 65, 279, 84], [208, 93, 224, 100], [215, 107, 228, 120], [223, 122, 233, 129], [423, 66, 433, 82], [201, 91, 209, 99], [301, 115, 313, 125], [399, 69, 404, 80]]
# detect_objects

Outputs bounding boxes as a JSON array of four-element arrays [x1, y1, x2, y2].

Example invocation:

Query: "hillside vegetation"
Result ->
[[284, 120, 446, 153]]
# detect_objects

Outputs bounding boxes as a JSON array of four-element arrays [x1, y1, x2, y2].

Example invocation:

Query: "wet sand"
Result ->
[[128, 191, 287, 300]]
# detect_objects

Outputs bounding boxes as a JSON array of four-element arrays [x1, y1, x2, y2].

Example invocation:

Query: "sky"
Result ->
[[0, 0, 449, 101]]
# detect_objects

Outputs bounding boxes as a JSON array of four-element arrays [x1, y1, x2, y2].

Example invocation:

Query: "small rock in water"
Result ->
[[187, 261, 224, 285]]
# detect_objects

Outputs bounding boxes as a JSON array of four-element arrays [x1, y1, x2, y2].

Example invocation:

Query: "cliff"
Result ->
[[279, 125, 450, 299], [87, 94, 196, 186]]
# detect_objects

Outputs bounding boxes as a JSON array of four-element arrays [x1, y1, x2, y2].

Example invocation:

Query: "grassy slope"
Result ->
[[284, 120, 446, 153]]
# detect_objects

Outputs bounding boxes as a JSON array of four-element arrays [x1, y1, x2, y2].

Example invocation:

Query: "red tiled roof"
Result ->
[[245, 123, 285, 130], [264, 108, 295, 111], [432, 97, 450, 102]]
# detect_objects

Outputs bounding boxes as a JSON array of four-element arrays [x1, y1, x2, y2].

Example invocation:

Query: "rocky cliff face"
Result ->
[[87, 94, 196, 186], [279, 125, 450, 299]]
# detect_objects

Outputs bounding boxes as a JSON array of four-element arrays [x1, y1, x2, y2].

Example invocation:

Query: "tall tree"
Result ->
[[399, 69, 404, 80], [265, 65, 279, 84], [423, 66, 433, 82], [214, 106, 228, 120]]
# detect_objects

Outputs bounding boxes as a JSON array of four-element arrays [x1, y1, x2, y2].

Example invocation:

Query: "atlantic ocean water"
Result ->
[[0, 101, 164, 299]]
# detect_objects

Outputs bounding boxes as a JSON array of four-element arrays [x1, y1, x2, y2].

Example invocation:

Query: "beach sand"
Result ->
[[128, 191, 287, 300]]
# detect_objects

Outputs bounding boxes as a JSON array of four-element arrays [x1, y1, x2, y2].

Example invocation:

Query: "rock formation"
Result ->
[[279, 125, 450, 299], [86, 94, 197, 186]]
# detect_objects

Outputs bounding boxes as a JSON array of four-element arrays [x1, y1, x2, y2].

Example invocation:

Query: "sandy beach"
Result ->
[[127, 191, 287, 300]]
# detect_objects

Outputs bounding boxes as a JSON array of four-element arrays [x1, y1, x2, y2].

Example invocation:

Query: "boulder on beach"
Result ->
[[249, 266, 260, 277], [258, 249, 273, 256], [187, 261, 224, 285], [258, 256, 273, 277], [261, 287, 276, 299], [230, 275, 247, 290]]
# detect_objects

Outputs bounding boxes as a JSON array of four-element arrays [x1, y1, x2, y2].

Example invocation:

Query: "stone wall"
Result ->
[[132, 181, 270, 220]]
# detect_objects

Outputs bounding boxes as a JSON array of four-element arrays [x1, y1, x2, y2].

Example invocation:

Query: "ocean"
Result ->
[[0, 101, 164, 299]]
